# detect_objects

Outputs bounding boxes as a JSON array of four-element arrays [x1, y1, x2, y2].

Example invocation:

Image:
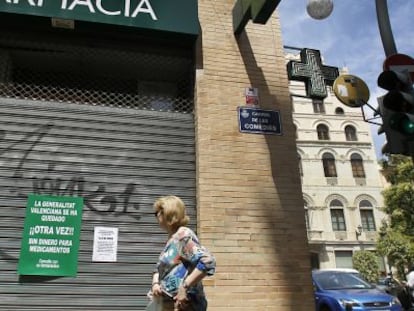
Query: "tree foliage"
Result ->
[[377, 155, 414, 279], [353, 250, 379, 283], [376, 225, 414, 278]]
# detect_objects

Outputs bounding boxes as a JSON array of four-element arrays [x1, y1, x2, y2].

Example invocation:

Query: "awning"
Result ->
[[0, 0, 199, 36]]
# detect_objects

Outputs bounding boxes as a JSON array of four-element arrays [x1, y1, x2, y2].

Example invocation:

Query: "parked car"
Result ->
[[312, 269, 402, 311]]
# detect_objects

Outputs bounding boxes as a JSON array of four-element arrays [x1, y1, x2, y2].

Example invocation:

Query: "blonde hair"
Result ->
[[153, 195, 189, 230]]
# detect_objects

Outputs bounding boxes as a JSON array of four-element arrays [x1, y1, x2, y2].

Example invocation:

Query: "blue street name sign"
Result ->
[[238, 107, 282, 135]]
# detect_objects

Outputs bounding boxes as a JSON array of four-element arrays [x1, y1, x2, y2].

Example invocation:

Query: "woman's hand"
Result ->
[[152, 283, 163, 297], [174, 285, 189, 310]]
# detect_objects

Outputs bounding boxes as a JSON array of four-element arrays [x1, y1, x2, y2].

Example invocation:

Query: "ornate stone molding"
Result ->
[[354, 194, 377, 209], [308, 205, 328, 211], [325, 194, 348, 207]]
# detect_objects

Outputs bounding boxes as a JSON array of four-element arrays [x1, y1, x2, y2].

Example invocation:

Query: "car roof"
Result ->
[[313, 268, 359, 274]]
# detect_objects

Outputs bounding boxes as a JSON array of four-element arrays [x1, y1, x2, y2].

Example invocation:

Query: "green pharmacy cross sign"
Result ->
[[287, 48, 339, 99], [18, 194, 84, 277]]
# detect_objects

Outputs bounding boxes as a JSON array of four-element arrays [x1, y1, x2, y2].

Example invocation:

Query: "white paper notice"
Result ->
[[92, 227, 118, 262]]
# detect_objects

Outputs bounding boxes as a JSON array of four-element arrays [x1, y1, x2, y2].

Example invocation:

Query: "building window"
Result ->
[[305, 209, 309, 230], [304, 201, 309, 230], [331, 209, 346, 231], [360, 210, 376, 231], [345, 125, 358, 141], [317, 124, 330, 140], [311, 253, 320, 270], [322, 152, 337, 177], [351, 153, 365, 178], [335, 107, 344, 114], [335, 251, 353, 268], [298, 154, 303, 176], [313, 99, 325, 113], [330, 200, 346, 231], [360, 199, 372, 208], [360, 200, 376, 231]]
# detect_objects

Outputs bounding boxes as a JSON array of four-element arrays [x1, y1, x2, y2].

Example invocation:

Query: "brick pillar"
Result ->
[[194, 1, 315, 310]]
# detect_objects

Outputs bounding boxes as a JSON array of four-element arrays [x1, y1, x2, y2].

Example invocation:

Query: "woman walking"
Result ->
[[148, 195, 216, 311]]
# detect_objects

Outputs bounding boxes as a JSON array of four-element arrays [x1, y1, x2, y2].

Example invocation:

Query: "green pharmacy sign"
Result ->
[[287, 48, 339, 99], [18, 194, 84, 277], [0, 0, 199, 36]]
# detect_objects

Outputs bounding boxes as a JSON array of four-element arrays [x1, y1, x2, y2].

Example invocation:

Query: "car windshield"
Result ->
[[314, 272, 372, 290]]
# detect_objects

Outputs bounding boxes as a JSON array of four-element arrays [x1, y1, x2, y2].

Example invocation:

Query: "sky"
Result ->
[[277, 0, 414, 160]]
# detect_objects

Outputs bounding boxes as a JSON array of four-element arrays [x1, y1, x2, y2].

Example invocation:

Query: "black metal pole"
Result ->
[[375, 0, 397, 57]]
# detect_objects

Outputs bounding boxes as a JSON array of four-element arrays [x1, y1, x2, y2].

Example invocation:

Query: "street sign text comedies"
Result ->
[[238, 107, 282, 135], [18, 194, 84, 276]]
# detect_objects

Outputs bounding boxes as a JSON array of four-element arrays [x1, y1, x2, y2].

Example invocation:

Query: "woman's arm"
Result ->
[[179, 228, 216, 277], [175, 268, 206, 304], [151, 272, 163, 296], [152, 272, 159, 285], [182, 268, 206, 288], [174, 228, 216, 305]]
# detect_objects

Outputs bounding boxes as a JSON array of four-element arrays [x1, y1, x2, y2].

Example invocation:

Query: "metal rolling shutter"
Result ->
[[0, 97, 196, 310]]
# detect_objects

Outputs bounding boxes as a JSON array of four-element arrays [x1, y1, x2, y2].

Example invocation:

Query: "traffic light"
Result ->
[[377, 70, 414, 156], [377, 97, 406, 154]]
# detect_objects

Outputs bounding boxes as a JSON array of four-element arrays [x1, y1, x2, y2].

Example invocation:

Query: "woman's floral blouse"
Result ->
[[156, 226, 216, 311]]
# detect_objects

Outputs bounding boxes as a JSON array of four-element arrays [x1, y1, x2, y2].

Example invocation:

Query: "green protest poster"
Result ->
[[18, 194, 84, 276]]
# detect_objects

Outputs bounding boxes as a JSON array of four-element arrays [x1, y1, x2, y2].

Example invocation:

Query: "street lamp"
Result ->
[[375, 0, 397, 57], [356, 225, 363, 237], [306, 0, 333, 20]]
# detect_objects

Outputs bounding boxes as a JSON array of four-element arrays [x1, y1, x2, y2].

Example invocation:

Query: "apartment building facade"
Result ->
[[287, 49, 388, 271]]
